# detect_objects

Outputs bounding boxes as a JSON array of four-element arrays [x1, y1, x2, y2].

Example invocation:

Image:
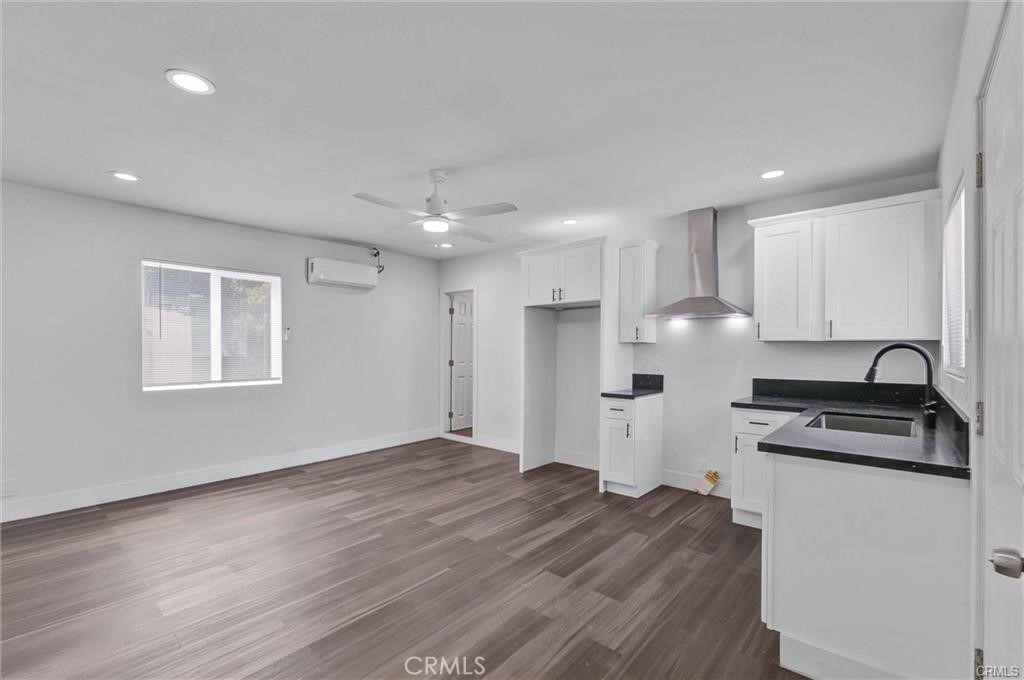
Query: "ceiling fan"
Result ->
[[354, 169, 517, 243]]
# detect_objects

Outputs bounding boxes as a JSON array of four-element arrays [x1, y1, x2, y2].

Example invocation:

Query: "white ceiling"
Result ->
[[2, 2, 965, 259]]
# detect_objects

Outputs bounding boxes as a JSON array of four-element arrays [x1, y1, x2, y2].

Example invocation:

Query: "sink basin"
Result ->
[[805, 412, 916, 437]]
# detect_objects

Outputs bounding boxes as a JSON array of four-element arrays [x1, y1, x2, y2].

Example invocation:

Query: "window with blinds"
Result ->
[[142, 261, 282, 390], [941, 189, 966, 375]]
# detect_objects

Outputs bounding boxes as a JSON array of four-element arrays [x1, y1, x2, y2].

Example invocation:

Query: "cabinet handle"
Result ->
[[610, 407, 624, 412], [626, 423, 631, 439], [748, 420, 771, 426], [558, 287, 563, 300], [734, 435, 738, 453], [756, 322, 760, 340], [635, 326, 639, 341], [829, 319, 833, 338]]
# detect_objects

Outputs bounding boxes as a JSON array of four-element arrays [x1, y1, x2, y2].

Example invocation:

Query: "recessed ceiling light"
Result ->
[[759, 169, 785, 180], [109, 170, 140, 182], [422, 218, 449, 233], [164, 68, 215, 95], [439, 242, 454, 248], [562, 218, 579, 225]]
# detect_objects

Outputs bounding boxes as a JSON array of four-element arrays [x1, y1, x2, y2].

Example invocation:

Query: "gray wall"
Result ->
[[2, 181, 440, 517]]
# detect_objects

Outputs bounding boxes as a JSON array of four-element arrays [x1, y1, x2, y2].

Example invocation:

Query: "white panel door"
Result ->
[[619, 245, 642, 342], [754, 220, 814, 341], [600, 417, 635, 485], [981, 3, 1023, 669], [825, 202, 930, 340], [449, 292, 474, 431], [562, 243, 602, 304], [523, 252, 561, 306], [732, 433, 764, 513]]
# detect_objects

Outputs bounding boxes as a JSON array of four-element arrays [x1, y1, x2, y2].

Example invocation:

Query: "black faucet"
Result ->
[[864, 342, 938, 428]]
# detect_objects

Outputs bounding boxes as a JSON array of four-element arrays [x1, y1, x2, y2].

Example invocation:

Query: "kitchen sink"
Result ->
[[805, 412, 916, 437]]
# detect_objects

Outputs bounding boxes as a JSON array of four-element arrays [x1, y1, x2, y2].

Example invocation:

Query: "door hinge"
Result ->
[[976, 152, 984, 188], [448, 307, 454, 315], [447, 411, 454, 420], [974, 648, 983, 680], [448, 359, 454, 367], [975, 401, 984, 436]]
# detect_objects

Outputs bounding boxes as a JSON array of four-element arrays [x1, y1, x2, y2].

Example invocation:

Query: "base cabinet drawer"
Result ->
[[731, 409, 798, 436], [601, 399, 635, 420]]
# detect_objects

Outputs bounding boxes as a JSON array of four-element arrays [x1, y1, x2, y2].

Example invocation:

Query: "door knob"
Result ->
[[990, 547, 1024, 579]]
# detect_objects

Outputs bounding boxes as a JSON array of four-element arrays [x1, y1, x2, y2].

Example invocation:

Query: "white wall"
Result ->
[[554, 307, 600, 470], [439, 248, 523, 452], [2, 181, 440, 519], [442, 172, 943, 496]]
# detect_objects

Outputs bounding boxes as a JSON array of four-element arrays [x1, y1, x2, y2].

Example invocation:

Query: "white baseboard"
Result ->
[[661, 468, 732, 499], [732, 508, 762, 529], [554, 449, 598, 470], [780, 635, 899, 679], [472, 434, 521, 455], [2, 427, 441, 522]]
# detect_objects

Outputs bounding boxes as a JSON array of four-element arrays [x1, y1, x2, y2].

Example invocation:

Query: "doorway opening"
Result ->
[[443, 290, 474, 439]]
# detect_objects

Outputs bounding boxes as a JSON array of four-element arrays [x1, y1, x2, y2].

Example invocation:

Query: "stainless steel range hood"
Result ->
[[647, 207, 751, 319]]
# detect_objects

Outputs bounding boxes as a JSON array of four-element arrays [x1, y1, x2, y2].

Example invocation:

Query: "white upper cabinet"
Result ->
[[618, 240, 658, 343], [753, 220, 819, 341], [749, 190, 941, 342], [824, 201, 938, 340], [521, 240, 602, 307], [524, 251, 562, 305]]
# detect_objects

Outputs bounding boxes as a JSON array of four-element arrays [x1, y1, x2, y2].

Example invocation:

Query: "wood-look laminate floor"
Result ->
[[1, 439, 803, 680]]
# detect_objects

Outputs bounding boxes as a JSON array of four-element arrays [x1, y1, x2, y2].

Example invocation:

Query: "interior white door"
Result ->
[[561, 243, 602, 303], [449, 291, 474, 432], [754, 220, 814, 341], [524, 252, 561, 305], [824, 202, 929, 340], [981, 3, 1023, 669], [619, 245, 642, 342]]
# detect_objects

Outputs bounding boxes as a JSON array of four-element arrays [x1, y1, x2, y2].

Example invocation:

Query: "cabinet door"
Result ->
[[523, 252, 562, 306], [824, 202, 934, 340], [619, 245, 642, 342], [561, 243, 602, 303], [754, 220, 815, 341], [731, 433, 765, 513], [600, 417, 635, 485]]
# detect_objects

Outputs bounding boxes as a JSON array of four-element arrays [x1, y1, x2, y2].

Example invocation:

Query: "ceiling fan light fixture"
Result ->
[[422, 218, 449, 233], [165, 68, 215, 95]]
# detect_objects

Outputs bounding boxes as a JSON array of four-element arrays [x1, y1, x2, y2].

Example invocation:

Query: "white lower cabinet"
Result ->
[[730, 408, 797, 528], [762, 453, 970, 679], [599, 395, 662, 497]]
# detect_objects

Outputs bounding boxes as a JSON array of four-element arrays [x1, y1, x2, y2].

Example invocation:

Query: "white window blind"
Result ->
[[142, 261, 282, 390], [941, 189, 966, 374]]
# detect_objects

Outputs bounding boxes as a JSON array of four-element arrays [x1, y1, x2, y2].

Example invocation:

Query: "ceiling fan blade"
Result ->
[[443, 202, 518, 221], [353, 193, 430, 218], [380, 218, 423, 233], [448, 221, 497, 243]]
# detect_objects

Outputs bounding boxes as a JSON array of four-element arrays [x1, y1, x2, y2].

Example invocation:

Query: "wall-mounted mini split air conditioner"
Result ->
[[306, 257, 378, 289]]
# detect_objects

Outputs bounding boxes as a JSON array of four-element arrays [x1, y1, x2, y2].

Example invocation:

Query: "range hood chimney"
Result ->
[[647, 207, 751, 319]]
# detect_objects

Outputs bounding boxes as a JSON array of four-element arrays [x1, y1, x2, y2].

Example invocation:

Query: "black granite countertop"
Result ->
[[601, 388, 663, 399], [731, 379, 970, 480], [601, 373, 664, 400]]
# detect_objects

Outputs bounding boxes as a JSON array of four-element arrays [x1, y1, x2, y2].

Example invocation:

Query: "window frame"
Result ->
[[140, 259, 283, 392], [940, 183, 967, 379]]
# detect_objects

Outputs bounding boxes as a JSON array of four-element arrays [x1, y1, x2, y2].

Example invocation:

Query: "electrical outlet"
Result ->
[[697, 458, 708, 474], [500, 425, 509, 438], [1, 479, 14, 498], [287, 438, 297, 452], [653, 363, 665, 375]]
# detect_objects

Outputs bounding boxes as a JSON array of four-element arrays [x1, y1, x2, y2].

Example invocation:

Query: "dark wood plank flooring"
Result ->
[[450, 427, 473, 438], [1, 439, 802, 680]]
